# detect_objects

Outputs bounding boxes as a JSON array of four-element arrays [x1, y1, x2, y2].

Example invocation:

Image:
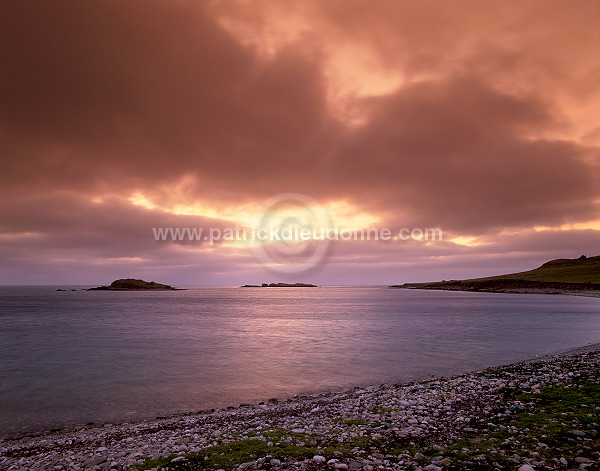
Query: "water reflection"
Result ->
[[0, 286, 598, 435]]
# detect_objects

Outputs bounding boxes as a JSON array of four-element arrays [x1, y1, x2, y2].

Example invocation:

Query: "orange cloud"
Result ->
[[0, 0, 598, 283]]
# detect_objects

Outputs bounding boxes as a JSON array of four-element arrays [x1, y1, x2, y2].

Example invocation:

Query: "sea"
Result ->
[[0, 286, 598, 437]]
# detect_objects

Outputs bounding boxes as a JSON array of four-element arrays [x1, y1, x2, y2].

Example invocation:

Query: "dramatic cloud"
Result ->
[[0, 0, 598, 284]]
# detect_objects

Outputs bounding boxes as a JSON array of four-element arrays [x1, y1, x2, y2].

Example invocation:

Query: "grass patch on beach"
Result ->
[[344, 419, 366, 426], [133, 422, 384, 471], [430, 372, 600, 470], [371, 406, 396, 415], [133, 439, 275, 470], [133, 435, 352, 470]]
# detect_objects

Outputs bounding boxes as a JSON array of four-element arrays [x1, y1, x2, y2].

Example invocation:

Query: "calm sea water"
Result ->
[[0, 286, 598, 437]]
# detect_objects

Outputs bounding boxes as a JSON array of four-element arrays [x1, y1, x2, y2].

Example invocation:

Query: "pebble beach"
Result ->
[[1, 345, 599, 471]]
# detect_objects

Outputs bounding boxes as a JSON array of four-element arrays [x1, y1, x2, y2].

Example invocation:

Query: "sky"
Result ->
[[1, 0, 599, 286]]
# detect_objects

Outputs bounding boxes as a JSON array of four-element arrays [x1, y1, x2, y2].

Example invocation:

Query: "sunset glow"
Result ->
[[0, 0, 598, 285]]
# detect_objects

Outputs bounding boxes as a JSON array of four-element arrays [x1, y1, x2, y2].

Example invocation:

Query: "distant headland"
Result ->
[[391, 255, 600, 296], [87, 279, 183, 291], [240, 283, 317, 288]]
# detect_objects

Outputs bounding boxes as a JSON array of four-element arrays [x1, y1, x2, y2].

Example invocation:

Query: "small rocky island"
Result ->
[[87, 279, 182, 291], [241, 283, 317, 288]]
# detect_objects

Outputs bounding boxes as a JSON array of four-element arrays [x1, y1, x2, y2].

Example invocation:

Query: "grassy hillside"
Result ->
[[477, 255, 600, 284], [393, 255, 600, 293]]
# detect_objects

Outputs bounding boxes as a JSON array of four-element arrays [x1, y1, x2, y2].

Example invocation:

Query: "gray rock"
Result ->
[[348, 460, 363, 470], [82, 457, 106, 467]]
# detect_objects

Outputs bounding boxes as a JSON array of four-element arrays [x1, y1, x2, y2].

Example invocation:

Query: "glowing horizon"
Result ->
[[0, 0, 598, 285]]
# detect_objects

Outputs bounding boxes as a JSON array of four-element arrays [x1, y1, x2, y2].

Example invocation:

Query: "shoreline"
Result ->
[[1, 343, 599, 470], [393, 286, 600, 298]]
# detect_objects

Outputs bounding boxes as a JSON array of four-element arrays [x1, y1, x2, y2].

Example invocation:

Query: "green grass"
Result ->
[[428, 372, 600, 470], [133, 431, 357, 470], [133, 368, 599, 470], [344, 419, 367, 426], [482, 256, 600, 284], [133, 439, 273, 471], [371, 406, 396, 415], [398, 255, 600, 289]]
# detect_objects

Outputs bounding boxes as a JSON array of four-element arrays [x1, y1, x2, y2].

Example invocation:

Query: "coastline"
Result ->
[[392, 286, 600, 298], [390, 256, 600, 299], [1, 344, 599, 471]]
